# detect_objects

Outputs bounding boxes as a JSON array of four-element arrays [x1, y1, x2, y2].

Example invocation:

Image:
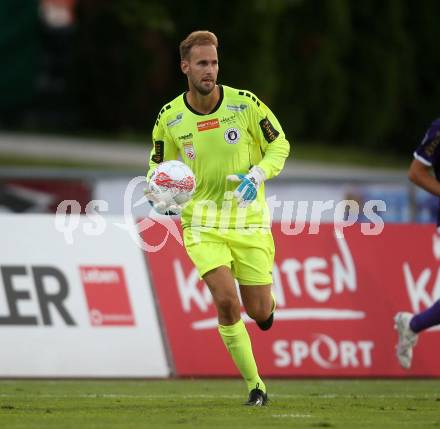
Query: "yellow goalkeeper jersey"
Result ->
[[147, 85, 290, 229]]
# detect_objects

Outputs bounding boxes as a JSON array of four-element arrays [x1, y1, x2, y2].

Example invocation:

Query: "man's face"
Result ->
[[181, 44, 218, 96]]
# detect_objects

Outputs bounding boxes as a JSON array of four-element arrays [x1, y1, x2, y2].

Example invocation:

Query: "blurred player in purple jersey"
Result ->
[[394, 118, 440, 369]]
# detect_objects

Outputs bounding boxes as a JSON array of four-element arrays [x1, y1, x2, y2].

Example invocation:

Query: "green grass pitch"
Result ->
[[0, 379, 439, 428]]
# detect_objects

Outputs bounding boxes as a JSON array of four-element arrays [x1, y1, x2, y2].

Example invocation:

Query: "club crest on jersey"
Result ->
[[224, 128, 240, 144], [183, 142, 196, 160]]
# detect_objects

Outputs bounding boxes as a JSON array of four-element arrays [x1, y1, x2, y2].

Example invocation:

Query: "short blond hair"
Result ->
[[179, 31, 218, 60]]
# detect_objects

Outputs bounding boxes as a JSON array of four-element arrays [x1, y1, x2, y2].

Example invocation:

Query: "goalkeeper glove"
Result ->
[[226, 166, 266, 208], [144, 182, 182, 216]]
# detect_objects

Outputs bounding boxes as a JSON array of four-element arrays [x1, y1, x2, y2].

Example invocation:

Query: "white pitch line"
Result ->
[[0, 393, 437, 399], [272, 414, 312, 418]]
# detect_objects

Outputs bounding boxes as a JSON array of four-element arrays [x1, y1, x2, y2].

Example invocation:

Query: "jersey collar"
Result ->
[[183, 85, 224, 116]]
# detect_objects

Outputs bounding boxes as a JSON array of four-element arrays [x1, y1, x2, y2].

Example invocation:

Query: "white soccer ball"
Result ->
[[149, 160, 196, 214]]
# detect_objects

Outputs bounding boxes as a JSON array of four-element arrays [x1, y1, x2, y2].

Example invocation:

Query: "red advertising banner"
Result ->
[[142, 222, 440, 376]]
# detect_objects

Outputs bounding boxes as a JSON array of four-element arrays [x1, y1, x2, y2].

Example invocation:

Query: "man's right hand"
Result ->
[[144, 183, 182, 216]]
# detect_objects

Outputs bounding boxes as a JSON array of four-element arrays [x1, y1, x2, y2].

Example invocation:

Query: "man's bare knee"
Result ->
[[216, 295, 239, 315], [203, 265, 240, 325], [245, 304, 270, 322], [240, 284, 273, 322]]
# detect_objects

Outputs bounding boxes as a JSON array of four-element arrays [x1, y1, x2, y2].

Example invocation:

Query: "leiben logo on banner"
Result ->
[[80, 266, 135, 327]]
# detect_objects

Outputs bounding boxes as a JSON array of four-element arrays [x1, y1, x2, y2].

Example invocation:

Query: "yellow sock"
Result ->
[[218, 319, 266, 393]]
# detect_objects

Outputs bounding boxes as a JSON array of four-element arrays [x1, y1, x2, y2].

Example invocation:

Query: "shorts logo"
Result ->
[[197, 119, 220, 132], [224, 128, 240, 144], [183, 142, 196, 160]]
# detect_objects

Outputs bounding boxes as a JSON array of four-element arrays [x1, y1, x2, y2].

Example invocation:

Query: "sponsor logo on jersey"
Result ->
[[220, 114, 236, 125], [259, 117, 280, 143], [227, 104, 247, 112], [224, 128, 240, 144], [151, 140, 164, 164], [167, 113, 183, 128], [183, 142, 196, 160], [197, 118, 220, 132], [178, 133, 193, 141], [424, 131, 440, 157]]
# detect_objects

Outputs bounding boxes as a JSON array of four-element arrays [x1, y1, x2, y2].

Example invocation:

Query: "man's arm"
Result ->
[[145, 115, 181, 214], [247, 96, 290, 180], [408, 159, 440, 197], [227, 93, 290, 207], [146, 112, 179, 181]]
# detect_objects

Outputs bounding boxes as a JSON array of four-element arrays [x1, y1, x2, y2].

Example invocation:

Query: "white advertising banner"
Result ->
[[0, 214, 169, 377]]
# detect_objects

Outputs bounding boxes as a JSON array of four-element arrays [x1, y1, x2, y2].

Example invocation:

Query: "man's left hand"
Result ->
[[227, 166, 266, 208]]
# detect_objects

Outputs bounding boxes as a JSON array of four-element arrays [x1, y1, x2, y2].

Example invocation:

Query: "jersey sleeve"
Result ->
[[414, 119, 440, 167], [146, 111, 179, 181], [246, 94, 290, 180]]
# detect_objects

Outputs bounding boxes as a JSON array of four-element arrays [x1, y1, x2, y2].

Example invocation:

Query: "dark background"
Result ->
[[1, 0, 439, 155]]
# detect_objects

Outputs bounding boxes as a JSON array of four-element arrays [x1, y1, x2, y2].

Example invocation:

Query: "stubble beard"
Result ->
[[192, 79, 216, 96]]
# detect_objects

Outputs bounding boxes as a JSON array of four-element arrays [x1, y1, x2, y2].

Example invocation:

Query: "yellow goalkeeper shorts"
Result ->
[[183, 227, 275, 285]]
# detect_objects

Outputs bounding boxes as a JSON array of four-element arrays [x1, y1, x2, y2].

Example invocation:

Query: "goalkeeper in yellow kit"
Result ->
[[146, 31, 290, 406]]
